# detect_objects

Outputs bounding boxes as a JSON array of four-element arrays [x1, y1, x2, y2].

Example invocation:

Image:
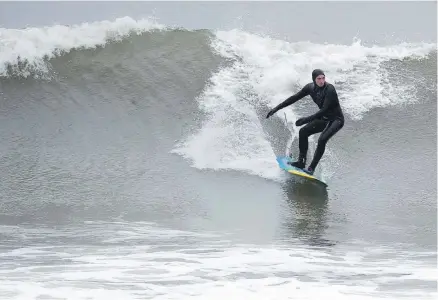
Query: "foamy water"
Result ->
[[172, 28, 435, 180], [1, 222, 436, 300], [0, 16, 165, 77]]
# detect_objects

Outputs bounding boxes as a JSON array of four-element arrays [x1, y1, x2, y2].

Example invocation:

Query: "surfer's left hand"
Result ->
[[295, 117, 309, 126]]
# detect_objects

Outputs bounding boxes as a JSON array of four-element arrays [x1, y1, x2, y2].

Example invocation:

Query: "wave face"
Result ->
[[172, 29, 435, 180], [0, 16, 436, 300]]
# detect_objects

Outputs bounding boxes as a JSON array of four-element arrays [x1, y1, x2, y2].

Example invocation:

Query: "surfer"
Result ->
[[266, 69, 344, 175]]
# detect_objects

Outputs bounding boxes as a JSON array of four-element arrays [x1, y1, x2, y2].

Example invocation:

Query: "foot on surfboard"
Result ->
[[287, 156, 306, 169], [302, 167, 314, 175]]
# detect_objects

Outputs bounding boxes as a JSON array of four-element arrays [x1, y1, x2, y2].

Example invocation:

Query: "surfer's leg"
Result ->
[[289, 119, 326, 168], [308, 119, 344, 171]]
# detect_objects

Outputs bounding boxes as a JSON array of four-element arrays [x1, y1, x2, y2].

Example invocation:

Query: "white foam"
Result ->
[[172, 65, 282, 181], [0, 222, 436, 300], [212, 30, 434, 119], [0, 16, 166, 77], [173, 29, 435, 180]]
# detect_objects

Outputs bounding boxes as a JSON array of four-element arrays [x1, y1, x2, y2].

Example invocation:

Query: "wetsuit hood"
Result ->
[[312, 69, 325, 83]]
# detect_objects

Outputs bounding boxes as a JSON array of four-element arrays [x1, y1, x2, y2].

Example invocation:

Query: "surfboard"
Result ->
[[276, 155, 327, 187]]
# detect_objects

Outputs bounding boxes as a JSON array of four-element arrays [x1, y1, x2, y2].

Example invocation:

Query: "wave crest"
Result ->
[[0, 16, 166, 77]]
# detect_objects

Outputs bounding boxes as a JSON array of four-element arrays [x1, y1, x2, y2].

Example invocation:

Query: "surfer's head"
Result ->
[[312, 69, 325, 87]]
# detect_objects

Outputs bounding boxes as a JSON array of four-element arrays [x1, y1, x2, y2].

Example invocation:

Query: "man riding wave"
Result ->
[[266, 69, 344, 175]]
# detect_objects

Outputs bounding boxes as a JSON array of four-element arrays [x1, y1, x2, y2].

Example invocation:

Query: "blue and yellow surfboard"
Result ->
[[276, 156, 327, 187]]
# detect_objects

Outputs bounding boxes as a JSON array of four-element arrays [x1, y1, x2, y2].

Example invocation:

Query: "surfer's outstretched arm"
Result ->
[[266, 84, 311, 118]]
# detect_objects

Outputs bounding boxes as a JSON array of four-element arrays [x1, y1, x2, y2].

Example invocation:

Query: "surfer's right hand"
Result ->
[[266, 109, 277, 119]]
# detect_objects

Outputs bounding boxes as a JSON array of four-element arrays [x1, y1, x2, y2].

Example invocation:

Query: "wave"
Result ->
[[172, 29, 435, 180], [1, 221, 436, 300], [1, 17, 435, 181], [0, 16, 166, 77]]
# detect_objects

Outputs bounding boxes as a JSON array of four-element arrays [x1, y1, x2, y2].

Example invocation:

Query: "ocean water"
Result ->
[[0, 2, 436, 300]]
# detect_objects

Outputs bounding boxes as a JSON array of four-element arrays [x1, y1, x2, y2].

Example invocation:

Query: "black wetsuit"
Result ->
[[273, 82, 344, 122], [269, 81, 344, 170]]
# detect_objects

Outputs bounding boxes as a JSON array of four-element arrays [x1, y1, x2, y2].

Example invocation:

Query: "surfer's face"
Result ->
[[315, 75, 325, 87]]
